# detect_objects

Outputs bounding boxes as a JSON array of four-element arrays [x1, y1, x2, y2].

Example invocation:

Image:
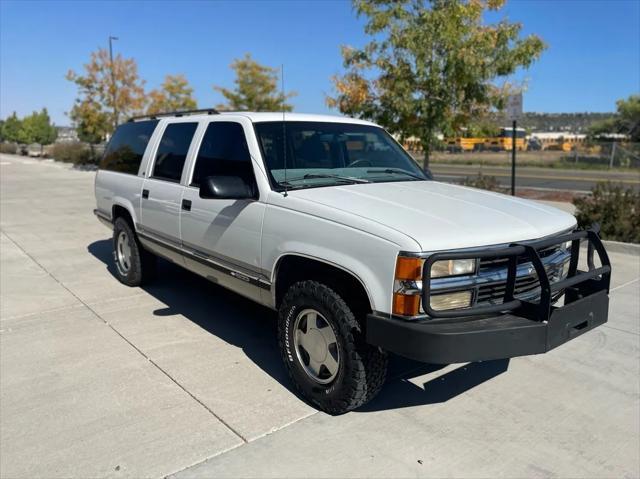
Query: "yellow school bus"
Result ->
[[483, 127, 527, 151], [444, 137, 486, 152], [531, 133, 587, 152]]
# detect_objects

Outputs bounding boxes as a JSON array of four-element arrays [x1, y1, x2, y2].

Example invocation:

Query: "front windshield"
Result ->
[[254, 121, 428, 190]]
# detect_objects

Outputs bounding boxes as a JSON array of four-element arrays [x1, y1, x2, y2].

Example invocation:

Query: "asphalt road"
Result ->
[[430, 163, 640, 192], [1, 153, 639, 478]]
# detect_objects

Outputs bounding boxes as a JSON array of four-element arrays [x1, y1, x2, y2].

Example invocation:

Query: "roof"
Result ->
[[222, 111, 378, 126], [129, 109, 378, 126]]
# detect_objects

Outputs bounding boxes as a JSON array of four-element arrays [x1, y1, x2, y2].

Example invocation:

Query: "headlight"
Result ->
[[430, 291, 473, 311], [431, 259, 477, 278], [560, 259, 570, 279]]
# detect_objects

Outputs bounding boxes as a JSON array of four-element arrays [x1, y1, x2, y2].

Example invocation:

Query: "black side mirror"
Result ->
[[199, 176, 254, 200]]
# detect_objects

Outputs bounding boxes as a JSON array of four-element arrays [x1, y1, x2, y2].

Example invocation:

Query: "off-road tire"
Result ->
[[278, 280, 388, 414], [112, 217, 156, 286]]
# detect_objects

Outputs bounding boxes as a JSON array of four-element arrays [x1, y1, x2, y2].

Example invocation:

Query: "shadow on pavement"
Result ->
[[88, 238, 510, 413], [360, 359, 510, 412]]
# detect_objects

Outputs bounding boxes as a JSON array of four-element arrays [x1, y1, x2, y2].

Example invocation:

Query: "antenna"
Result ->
[[281, 64, 288, 197]]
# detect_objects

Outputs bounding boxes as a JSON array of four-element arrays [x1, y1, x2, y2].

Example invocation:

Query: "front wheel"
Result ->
[[278, 281, 388, 414]]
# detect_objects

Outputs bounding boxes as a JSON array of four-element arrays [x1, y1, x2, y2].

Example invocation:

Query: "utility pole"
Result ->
[[108, 36, 119, 129], [511, 120, 517, 196], [506, 92, 523, 196]]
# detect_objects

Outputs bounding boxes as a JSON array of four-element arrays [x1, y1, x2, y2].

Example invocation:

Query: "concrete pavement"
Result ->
[[1, 153, 638, 478]]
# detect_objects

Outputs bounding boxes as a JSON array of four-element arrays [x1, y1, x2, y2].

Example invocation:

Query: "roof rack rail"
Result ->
[[127, 108, 220, 122]]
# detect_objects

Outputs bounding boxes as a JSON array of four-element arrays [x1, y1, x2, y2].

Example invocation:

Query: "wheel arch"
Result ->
[[112, 202, 137, 230], [272, 253, 374, 317]]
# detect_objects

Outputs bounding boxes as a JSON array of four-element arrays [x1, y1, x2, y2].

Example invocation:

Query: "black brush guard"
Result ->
[[366, 228, 612, 364]]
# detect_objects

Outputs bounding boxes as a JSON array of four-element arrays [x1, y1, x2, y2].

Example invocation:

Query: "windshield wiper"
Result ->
[[366, 168, 427, 180], [286, 173, 370, 184]]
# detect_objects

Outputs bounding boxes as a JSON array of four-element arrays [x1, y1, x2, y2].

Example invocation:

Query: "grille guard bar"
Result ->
[[422, 228, 611, 320]]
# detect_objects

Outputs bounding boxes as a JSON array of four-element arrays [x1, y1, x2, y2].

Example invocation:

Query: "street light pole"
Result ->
[[108, 36, 119, 129]]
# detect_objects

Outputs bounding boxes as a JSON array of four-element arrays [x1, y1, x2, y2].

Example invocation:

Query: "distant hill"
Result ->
[[499, 112, 616, 133]]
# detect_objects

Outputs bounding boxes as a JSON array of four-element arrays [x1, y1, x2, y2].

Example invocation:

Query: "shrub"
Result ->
[[461, 173, 503, 192], [50, 142, 93, 164], [0, 142, 17, 154], [573, 182, 639, 243]]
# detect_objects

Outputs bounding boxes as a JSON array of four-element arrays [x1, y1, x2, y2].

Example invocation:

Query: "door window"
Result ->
[[151, 122, 198, 182], [191, 122, 255, 188]]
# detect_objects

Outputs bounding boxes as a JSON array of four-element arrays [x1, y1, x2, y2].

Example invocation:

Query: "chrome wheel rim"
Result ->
[[116, 231, 132, 275], [293, 308, 340, 384]]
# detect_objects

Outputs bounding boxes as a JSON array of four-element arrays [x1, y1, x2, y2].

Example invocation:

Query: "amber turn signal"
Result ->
[[395, 257, 423, 281], [392, 293, 420, 316]]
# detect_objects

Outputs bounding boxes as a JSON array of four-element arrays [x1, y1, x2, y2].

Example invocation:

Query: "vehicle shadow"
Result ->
[[88, 238, 510, 413], [359, 359, 510, 412]]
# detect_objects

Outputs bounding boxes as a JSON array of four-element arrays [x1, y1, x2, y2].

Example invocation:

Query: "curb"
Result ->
[[602, 240, 640, 256]]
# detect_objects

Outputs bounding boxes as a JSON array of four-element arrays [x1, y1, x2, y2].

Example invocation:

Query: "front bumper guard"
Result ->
[[367, 228, 611, 364]]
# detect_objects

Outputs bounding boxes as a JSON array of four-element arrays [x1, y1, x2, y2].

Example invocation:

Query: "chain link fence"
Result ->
[[407, 141, 640, 171]]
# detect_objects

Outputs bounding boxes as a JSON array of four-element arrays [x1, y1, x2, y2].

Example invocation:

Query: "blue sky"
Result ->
[[1, 0, 639, 125]]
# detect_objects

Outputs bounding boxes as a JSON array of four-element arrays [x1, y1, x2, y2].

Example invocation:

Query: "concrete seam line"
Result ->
[[1, 228, 249, 444], [165, 410, 321, 478], [610, 277, 640, 293], [601, 324, 640, 337]]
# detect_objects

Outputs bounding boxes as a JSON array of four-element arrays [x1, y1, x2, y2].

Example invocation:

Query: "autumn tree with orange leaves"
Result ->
[[66, 48, 146, 143], [147, 74, 197, 114]]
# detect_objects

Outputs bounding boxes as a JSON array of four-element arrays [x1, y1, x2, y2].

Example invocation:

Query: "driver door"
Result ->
[[179, 120, 267, 302]]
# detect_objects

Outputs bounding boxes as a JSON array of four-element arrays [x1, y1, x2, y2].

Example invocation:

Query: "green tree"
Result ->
[[327, 0, 546, 167], [616, 95, 640, 141], [214, 54, 296, 111], [1, 112, 23, 143], [67, 47, 146, 142], [589, 95, 640, 141], [21, 109, 57, 148], [147, 74, 197, 114]]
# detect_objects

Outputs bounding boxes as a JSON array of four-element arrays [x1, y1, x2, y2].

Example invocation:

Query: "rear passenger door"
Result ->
[[180, 120, 267, 302], [139, 121, 198, 261]]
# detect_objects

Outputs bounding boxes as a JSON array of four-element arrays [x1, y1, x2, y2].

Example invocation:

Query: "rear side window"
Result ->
[[101, 120, 158, 174], [191, 122, 253, 187], [151, 122, 198, 182]]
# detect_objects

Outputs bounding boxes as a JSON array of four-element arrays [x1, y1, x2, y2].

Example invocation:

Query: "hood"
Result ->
[[289, 181, 577, 251]]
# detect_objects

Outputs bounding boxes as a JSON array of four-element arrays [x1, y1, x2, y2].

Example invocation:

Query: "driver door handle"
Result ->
[[181, 199, 192, 211], [142, 189, 149, 199]]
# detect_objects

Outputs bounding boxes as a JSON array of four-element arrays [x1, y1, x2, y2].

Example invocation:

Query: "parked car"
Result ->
[[26, 143, 44, 157], [94, 110, 612, 414]]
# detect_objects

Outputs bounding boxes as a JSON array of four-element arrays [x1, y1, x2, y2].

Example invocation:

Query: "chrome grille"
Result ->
[[475, 245, 567, 305]]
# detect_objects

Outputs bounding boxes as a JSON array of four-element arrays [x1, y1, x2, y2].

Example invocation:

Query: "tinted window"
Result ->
[[151, 122, 198, 182], [101, 120, 158, 174], [191, 122, 254, 187]]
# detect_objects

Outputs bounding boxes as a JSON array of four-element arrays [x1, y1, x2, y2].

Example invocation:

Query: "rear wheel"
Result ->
[[112, 217, 155, 286], [278, 281, 388, 414]]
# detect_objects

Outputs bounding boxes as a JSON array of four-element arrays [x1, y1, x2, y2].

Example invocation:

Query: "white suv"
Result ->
[[94, 109, 611, 414]]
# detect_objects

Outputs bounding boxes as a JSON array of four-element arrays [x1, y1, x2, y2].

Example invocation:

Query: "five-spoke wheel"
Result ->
[[293, 309, 340, 384], [115, 230, 132, 275]]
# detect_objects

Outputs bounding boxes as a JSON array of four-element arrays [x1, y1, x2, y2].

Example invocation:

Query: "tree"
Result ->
[[21, 109, 57, 148], [616, 95, 640, 141], [1, 112, 23, 143], [147, 74, 197, 114], [589, 95, 640, 141], [214, 54, 296, 111], [66, 47, 146, 142], [327, 0, 546, 167]]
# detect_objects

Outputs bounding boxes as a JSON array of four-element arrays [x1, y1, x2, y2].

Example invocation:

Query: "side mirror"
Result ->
[[199, 175, 254, 200]]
